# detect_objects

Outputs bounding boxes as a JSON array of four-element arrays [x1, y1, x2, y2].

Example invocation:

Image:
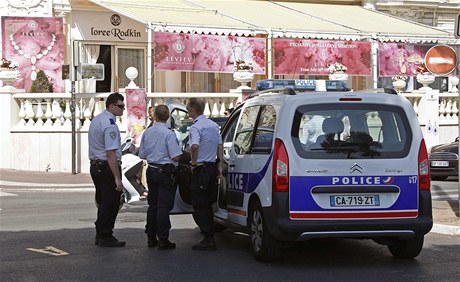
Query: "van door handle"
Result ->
[[229, 164, 235, 168]]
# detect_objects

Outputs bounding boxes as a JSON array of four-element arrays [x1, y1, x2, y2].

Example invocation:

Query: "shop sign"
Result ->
[[273, 39, 371, 76], [154, 32, 266, 74], [77, 63, 105, 80], [72, 11, 147, 42], [1, 16, 64, 92]]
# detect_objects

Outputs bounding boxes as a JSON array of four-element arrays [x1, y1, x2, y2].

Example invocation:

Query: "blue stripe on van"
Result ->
[[227, 154, 273, 194], [289, 175, 418, 212]]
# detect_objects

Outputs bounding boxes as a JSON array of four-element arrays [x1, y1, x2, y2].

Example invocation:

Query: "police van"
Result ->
[[214, 86, 432, 261]]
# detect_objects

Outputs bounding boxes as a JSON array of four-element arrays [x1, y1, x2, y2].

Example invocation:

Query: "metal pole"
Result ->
[[71, 78, 76, 175], [267, 28, 272, 79], [147, 22, 152, 94]]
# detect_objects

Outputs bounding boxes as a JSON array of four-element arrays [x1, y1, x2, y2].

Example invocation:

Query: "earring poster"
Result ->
[[1, 16, 64, 92]]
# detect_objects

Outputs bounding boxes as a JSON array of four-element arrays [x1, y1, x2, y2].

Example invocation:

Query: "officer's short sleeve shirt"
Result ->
[[88, 110, 122, 161], [138, 122, 182, 165], [189, 115, 222, 163]]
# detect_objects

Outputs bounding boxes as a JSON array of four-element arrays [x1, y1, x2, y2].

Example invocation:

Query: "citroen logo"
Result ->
[[350, 163, 363, 174]]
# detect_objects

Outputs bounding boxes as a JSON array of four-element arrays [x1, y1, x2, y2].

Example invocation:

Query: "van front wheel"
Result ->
[[249, 202, 281, 261]]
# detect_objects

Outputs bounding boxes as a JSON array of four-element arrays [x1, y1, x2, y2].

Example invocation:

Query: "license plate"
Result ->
[[330, 195, 380, 207], [431, 161, 449, 167]]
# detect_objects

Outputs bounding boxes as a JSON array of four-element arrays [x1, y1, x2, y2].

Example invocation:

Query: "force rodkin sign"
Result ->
[[71, 11, 147, 42]]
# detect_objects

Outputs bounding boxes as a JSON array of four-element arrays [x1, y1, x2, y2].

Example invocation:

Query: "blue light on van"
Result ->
[[256, 79, 349, 91]]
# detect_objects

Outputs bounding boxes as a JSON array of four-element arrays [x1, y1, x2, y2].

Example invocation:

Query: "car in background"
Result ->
[[209, 116, 228, 131], [429, 137, 459, 181]]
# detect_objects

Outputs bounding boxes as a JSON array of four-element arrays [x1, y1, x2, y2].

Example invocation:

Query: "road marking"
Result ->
[[26, 246, 69, 256], [0, 191, 17, 197]]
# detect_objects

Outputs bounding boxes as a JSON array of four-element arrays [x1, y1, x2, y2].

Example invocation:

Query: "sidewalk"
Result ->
[[1, 168, 459, 236]]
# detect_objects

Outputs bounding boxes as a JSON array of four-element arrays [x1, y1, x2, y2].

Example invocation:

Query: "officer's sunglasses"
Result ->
[[114, 104, 125, 110]]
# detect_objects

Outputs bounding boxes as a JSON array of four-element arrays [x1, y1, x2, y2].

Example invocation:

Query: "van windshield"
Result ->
[[291, 103, 412, 159]]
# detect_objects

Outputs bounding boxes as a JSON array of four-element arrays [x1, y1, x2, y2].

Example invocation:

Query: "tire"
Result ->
[[431, 176, 448, 181], [388, 235, 424, 259], [249, 201, 281, 262]]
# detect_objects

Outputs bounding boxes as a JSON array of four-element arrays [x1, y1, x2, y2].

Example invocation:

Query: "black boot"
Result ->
[[99, 235, 126, 247], [192, 237, 216, 251], [148, 236, 158, 248], [158, 239, 176, 250]]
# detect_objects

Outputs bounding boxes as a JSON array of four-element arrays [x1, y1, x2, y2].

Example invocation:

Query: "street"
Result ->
[[430, 177, 459, 201], [1, 186, 459, 281]]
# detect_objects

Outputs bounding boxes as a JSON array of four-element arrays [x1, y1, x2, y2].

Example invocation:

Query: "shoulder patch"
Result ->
[[110, 131, 117, 139], [109, 118, 115, 125]]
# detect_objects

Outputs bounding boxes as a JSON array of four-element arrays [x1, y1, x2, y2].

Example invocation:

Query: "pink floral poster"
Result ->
[[126, 88, 147, 145], [378, 43, 432, 76], [154, 32, 266, 74], [1, 16, 64, 92], [273, 39, 371, 76]]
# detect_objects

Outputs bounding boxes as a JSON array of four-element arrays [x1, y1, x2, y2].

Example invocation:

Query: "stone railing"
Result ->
[[400, 91, 459, 125], [10, 91, 241, 132], [10, 90, 457, 131]]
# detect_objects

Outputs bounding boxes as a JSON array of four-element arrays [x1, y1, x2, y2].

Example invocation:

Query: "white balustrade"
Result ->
[[11, 92, 241, 131], [400, 92, 458, 125]]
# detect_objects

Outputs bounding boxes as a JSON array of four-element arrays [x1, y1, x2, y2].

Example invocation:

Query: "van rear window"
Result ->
[[291, 103, 412, 159]]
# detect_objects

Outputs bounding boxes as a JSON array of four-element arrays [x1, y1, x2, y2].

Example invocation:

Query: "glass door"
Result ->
[[115, 47, 146, 90]]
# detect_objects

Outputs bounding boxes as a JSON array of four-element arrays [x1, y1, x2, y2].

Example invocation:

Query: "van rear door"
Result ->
[[288, 103, 419, 220]]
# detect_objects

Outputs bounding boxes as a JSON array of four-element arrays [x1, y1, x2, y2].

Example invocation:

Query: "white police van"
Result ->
[[214, 86, 432, 261]]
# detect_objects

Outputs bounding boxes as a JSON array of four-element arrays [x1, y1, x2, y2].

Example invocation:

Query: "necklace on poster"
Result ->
[[9, 33, 56, 81]]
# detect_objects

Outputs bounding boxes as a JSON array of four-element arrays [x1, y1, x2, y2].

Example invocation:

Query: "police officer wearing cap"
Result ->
[[88, 92, 126, 247], [139, 105, 182, 250], [187, 98, 223, 251]]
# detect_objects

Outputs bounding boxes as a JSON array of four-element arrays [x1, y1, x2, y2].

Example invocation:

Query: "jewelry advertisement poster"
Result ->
[[154, 32, 266, 74], [273, 39, 372, 76], [1, 16, 64, 92], [125, 88, 147, 146]]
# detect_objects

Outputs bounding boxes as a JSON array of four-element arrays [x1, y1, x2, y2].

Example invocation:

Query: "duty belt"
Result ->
[[90, 160, 122, 166]]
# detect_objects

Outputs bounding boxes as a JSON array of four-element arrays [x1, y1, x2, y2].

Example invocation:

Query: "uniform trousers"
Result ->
[[145, 167, 176, 241], [90, 163, 122, 237], [190, 162, 217, 238]]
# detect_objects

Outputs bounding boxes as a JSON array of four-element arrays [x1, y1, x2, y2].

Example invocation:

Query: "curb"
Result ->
[[431, 224, 460, 236], [0, 180, 94, 189]]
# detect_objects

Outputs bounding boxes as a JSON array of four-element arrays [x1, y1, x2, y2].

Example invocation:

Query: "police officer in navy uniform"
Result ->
[[139, 105, 182, 250], [88, 92, 126, 247], [186, 98, 223, 251]]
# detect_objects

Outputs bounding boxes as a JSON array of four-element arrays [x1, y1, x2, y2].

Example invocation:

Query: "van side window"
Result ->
[[234, 106, 260, 155], [252, 105, 276, 154]]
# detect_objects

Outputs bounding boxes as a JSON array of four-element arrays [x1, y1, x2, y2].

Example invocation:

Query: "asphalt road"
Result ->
[[1, 190, 459, 281], [431, 177, 459, 201]]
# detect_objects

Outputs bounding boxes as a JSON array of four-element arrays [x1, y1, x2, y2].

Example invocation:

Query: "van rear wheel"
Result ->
[[249, 201, 281, 261], [388, 235, 424, 259]]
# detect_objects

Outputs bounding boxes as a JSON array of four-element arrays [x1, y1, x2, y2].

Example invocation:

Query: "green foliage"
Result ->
[[30, 70, 53, 93]]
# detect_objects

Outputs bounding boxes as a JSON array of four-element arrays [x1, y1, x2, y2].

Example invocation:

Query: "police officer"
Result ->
[[186, 98, 223, 251], [88, 92, 126, 247], [139, 105, 182, 250]]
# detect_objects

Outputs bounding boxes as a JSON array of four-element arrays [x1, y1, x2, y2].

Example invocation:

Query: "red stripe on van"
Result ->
[[227, 207, 247, 216], [290, 211, 418, 219]]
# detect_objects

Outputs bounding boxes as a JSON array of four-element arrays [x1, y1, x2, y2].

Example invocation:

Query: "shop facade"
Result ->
[[0, 0, 459, 172]]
